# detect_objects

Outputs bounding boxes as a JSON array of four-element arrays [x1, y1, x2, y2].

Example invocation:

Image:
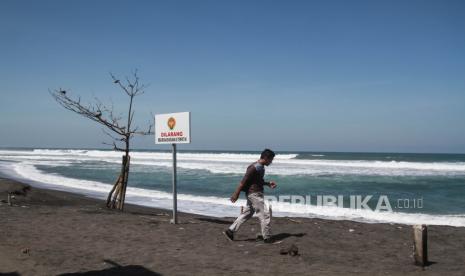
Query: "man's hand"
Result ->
[[230, 192, 239, 203], [269, 181, 277, 189]]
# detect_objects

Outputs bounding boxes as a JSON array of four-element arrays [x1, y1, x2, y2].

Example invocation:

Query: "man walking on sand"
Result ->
[[224, 149, 277, 243]]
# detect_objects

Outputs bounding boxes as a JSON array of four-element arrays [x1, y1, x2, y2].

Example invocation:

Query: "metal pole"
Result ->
[[171, 143, 178, 224]]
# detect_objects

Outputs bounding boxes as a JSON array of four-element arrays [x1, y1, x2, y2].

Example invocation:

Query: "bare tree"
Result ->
[[50, 70, 152, 211]]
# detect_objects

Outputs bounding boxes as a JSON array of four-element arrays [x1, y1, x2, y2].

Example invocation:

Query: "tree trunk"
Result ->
[[119, 155, 130, 210]]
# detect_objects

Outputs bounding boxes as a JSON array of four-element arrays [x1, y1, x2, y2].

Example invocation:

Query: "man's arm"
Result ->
[[259, 173, 277, 189], [230, 181, 245, 203], [263, 180, 277, 189], [230, 165, 255, 203]]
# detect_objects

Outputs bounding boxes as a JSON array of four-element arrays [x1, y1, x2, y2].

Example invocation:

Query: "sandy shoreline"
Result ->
[[1, 177, 465, 275]]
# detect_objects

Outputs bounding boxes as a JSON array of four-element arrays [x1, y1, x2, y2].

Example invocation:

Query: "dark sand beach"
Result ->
[[1, 177, 464, 276]]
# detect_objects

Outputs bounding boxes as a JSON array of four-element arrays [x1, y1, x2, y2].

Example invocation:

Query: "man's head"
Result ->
[[260, 149, 275, 166]]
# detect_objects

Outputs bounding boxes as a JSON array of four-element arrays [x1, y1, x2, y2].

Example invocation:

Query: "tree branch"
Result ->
[[51, 70, 150, 152]]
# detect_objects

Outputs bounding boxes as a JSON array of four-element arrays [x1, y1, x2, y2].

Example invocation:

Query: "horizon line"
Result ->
[[0, 146, 464, 155]]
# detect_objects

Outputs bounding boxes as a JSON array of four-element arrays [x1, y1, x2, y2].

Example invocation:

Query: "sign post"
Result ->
[[155, 112, 191, 224], [171, 143, 177, 223]]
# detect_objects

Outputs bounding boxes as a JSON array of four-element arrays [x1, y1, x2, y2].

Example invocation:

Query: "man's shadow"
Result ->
[[196, 217, 232, 224], [236, 232, 306, 242], [59, 260, 162, 275]]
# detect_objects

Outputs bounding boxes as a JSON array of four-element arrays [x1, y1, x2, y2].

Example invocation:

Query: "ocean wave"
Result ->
[[28, 149, 298, 161], [6, 161, 465, 227], [1, 149, 464, 176]]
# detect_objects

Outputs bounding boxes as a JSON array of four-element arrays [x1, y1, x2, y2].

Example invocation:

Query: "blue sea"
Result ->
[[1, 148, 464, 226]]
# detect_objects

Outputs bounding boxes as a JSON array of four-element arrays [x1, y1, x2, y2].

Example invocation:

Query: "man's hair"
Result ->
[[260, 149, 275, 160]]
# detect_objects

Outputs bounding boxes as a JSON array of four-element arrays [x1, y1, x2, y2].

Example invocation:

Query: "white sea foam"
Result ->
[[1, 149, 464, 176], [5, 160, 465, 227]]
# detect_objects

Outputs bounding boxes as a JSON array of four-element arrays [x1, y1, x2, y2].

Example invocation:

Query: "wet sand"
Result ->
[[1, 177, 464, 275]]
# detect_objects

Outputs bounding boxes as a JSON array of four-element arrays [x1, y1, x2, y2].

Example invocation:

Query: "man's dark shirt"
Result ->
[[241, 162, 269, 194]]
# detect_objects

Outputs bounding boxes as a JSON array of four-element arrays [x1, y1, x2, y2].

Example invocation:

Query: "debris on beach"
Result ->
[[155, 212, 170, 217], [7, 185, 31, 206], [280, 244, 299, 256]]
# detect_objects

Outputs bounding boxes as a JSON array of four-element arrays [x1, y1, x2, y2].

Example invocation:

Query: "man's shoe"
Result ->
[[263, 236, 274, 244], [223, 229, 234, 241]]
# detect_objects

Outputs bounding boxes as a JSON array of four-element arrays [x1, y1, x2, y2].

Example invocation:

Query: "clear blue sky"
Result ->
[[1, 0, 464, 153]]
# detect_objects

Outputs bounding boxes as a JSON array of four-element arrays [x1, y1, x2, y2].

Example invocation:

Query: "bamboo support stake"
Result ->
[[111, 182, 122, 209], [106, 174, 122, 207]]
